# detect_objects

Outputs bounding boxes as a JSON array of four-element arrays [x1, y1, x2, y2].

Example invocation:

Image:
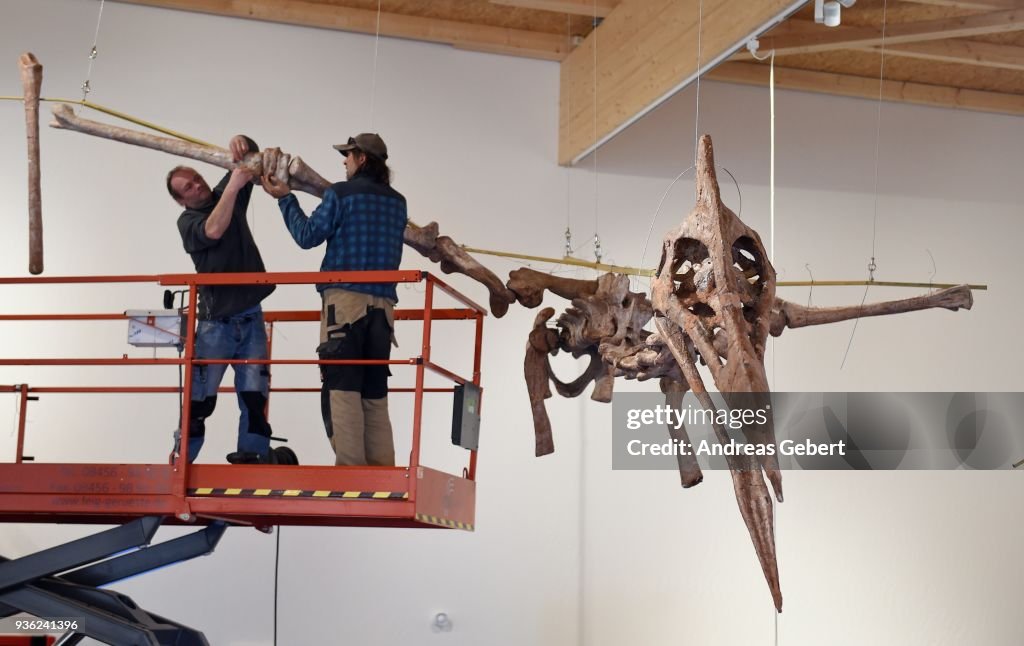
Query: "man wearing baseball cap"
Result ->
[[261, 133, 407, 466]]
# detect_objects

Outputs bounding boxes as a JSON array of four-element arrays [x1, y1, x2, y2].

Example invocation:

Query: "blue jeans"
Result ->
[[182, 305, 271, 462]]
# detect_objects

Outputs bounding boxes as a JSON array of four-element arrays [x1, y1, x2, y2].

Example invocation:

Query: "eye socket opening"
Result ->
[[732, 236, 766, 294], [666, 237, 709, 298]]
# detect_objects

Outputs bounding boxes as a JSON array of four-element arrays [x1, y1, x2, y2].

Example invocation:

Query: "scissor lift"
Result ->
[[0, 270, 485, 645]]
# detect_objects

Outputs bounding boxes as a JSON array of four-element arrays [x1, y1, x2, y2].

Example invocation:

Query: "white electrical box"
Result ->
[[126, 310, 183, 347]]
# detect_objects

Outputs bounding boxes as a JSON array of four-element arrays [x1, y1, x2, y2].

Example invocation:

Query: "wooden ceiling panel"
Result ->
[[307, 0, 596, 35], [783, 0, 1024, 44], [971, 27, 1024, 41], [490, 0, 619, 18], [789, 0, 978, 24], [900, 0, 1024, 10], [774, 50, 1024, 93], [710, 61, 1024, 115], [113, 0, 581, 60]]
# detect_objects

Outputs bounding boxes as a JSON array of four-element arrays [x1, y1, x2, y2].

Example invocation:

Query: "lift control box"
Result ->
[[126, 309, 184, 348], [451, 382, 481, 450]]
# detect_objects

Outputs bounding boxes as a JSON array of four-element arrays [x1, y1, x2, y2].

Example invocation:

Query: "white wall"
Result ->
[[0, 1, 1021, 645]]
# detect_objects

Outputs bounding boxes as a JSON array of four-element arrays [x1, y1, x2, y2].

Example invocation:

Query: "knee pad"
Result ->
[[190, 396, 217, 427], [239, 391, 273, 438]]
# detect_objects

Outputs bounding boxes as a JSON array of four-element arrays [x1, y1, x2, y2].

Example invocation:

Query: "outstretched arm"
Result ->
[[263, 174, 335, 250]]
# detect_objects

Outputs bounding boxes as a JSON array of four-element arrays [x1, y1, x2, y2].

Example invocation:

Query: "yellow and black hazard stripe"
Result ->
[[415, 513, 474, 532], [188, 488, 407, 500]]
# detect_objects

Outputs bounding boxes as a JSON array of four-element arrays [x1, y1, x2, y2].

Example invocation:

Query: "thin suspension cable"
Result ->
[[81, 0, 106, 101], [369, 0, 383, 130], [769, 49, 777, 396], [635, 0, 716, 293], [770, 49, 776, 267], [592, 0, 601, 264], [840, 284, 871, 370], [843, 0, 889, 369], [693, 0, 704, 170], [869, 0, 890, 268], [635, 164, 743, 290], [565, 14, 574, 257], [770, 40, 780, 598]]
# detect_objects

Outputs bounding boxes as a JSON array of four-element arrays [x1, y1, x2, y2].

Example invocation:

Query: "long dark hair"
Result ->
[[359, 153, 392, 186]]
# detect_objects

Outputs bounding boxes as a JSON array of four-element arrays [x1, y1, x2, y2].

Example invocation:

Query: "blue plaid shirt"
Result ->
[[277, 173, 407, 301]]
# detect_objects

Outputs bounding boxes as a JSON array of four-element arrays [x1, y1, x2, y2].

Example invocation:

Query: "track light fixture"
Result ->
[[815, 0, 856, 27]]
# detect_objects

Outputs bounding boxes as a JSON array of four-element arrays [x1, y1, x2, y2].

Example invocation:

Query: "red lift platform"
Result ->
[[0, 270, 485, 645]]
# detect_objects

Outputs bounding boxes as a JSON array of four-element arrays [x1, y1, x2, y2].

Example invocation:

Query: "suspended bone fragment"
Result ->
[[20, 53, 43, 274], [661, 377, 703, 488], [525, 308, 558, 456]]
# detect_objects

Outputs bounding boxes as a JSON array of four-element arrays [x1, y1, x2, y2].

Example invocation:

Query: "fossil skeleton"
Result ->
[[515, 136, 972, 611], [46, 102, 974, 612]]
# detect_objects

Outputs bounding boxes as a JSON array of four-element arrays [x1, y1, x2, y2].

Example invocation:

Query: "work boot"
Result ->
[[272, 446, 300, 465], [226, 451, 269, 464], [226, 447, 299, 465]]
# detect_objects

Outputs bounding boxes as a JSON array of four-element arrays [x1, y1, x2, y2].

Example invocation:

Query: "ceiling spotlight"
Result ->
[[815, 0, 855, 27], [823, 1, 841, 26]]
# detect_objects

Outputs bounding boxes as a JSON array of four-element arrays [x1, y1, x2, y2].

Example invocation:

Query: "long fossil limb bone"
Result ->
[[770, 285, 972, 336], [51, 104, 331, 194], [19, 53, 43, 275], [50, 104, 516, 317]]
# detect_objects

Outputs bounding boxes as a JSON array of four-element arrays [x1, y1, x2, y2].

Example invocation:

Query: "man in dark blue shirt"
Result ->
[[262, 133, 407, 466], [167, 135, 276, 464]]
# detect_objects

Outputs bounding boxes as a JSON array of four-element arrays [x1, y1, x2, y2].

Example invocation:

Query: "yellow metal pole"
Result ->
[[461, 246, 653, 276], [461, 246, 987, 290], [1, 96, 215, 147]]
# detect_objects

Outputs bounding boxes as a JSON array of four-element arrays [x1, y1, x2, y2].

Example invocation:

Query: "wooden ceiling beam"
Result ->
[[898, 0, 1024, 10], [709, 61, 1024, 115], [112, 0, 570, 61], [744, 19, 1024, 71], [866, 38, 1024, 71], [742, 9, 1024, 57], [489, 0, 619, 17], [558, 0, 806, 165]]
